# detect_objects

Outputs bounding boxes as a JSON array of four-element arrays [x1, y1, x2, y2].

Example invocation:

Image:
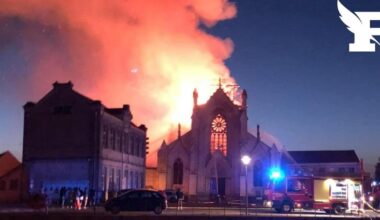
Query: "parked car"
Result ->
[[104, 189, 167, 214], [117, 188, 133, 196], [164, 189, 178, 203]]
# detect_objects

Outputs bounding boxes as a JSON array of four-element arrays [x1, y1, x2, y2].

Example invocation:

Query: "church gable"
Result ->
[[205, 88, 239, 113]]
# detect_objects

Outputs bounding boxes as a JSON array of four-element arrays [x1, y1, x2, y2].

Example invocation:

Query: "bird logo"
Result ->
[[337, 0, 380, 52]]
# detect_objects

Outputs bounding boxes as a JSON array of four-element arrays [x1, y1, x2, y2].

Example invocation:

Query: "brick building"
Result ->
[[0, 151, 26, 203], [23, 81, 147, 201]]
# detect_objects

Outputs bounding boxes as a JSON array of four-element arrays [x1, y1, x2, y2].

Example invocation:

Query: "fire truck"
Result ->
[[264, 170, 363, 214]]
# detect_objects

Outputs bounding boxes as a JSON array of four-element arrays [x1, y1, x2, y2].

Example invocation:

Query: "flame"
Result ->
[[0, 0, 237, 166]]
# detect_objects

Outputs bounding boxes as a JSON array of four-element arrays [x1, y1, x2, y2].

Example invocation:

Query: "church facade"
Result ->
[[157, 85, 283, 200]]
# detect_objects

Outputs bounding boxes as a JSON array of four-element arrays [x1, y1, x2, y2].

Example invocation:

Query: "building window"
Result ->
[[173, 158, 183, 184], [253, 160, 263, 187], [53, 105, 72, 114], [9, 179, 18, 191], [124, 170, 128, 188], [123, 133, 129, 154], [141, 140, 145, 157], [135, 171, 138, 188], [0, 180, 6, 191], [101, 167, 107, 191], [116, 169, 121, 191], [119, 133, 123, 152], [109, 168, 115, 191], [115, 132, 120, 152], [102, 126, 108, 148], [210, 114, 227, 156], [130, 171, 133, 189], [131, 137, 135, 156], [339, 167, 345, 173], [319, 167, 326, 174], [110, 129, 115, 150], [348, 167, 355, 173], [138, 140, 142, 157], [140, 172, 144, 188]]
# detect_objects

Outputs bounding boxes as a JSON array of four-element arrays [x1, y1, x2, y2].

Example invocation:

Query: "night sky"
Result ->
[[1, 0, 380, 173]]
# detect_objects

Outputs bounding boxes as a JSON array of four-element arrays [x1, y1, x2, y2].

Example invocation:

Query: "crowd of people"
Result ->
[[40, 187, 96, 210]]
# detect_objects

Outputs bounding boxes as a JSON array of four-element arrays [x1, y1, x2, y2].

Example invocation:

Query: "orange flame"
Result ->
[[0, 0, 237, 166]]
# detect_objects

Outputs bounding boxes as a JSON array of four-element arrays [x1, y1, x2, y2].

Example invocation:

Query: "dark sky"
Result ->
[[210, 0, 380, 172], [0, 0, 379, 173]]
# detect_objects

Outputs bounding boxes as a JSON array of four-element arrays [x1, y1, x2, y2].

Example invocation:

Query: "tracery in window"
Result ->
[[210, 114, 227, 156]]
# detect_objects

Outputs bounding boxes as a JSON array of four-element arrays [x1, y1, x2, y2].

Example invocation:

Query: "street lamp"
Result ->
[[241, 155, 251, 215]]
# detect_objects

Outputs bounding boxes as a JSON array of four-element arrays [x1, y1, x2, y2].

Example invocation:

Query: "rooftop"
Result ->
[[288, 150, 360, 164]]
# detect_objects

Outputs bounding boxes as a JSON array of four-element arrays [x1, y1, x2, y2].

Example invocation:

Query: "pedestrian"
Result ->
[[71, 188, 76, 209], [82, 188, 89, 209], [59, 187, 66, 208], [176, 188, 184, 210], [42, 188, 49, 214], [75, 188, 82, 210], [89, 188, 95, 206]]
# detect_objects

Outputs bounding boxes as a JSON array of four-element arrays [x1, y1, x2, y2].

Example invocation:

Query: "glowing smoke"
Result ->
[[0, 0, 237, 166]]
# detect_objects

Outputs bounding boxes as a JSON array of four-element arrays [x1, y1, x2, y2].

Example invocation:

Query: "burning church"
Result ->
[[155, 82, 285, 200]]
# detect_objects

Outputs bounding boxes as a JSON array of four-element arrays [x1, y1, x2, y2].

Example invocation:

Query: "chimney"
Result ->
[[53, 81, 73, 89]]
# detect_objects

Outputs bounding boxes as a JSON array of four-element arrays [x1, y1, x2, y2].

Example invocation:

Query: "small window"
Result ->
[[287, 179, 306, 193], [0, 180, 6, 191], [339, 167, 346, 173], [141, 191, 152, 198], [348, 167, 355, 173], [102, 126, 108, 148], [53, 105, 72, 114], [9, 179, 18, 191], [152, 192, 162, 199], [128, 191, 140, 199]]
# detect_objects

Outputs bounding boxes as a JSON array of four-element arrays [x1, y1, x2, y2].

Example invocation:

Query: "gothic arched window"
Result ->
[[173, 159, 183, 184], [210, 114, 227, 156], [253, 160, 263, 187]]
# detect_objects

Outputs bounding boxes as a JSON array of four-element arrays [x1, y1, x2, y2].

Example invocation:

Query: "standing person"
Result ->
[[75, 188, 82, 210], [59, 187, 66, 208], [82, 188, 89, 209], [176, 189, 184, 210], [88, 188, 95, 207], [71, 188, 76, 209], [42, 188, 49, 214]]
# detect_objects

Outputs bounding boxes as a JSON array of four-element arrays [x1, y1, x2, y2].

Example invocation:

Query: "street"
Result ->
[[1, 206, 380, 219]]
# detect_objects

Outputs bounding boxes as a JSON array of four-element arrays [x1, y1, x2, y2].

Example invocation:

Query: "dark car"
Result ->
[[117, 188, 133, 197], [104, 189, 167, 214]]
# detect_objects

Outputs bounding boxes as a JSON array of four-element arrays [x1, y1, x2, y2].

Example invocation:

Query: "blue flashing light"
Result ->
[[269, 168, 284, 180]]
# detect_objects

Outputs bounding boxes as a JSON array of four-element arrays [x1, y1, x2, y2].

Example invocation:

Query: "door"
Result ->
[[218, 178, 226, 196], [140, 191, 153, 211]]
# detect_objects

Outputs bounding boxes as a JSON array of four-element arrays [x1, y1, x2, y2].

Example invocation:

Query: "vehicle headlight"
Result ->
[[369, 196, 374, 202]]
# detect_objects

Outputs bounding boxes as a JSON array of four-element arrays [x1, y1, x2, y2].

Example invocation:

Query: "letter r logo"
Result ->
[[338, 0, 380, 52]]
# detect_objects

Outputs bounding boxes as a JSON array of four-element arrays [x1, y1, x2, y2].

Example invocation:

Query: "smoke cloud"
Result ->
[[0, 0, 237, 166]]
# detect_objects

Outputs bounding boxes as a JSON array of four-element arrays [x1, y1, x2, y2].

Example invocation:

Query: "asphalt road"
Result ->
[[1, 206, 379, 219]]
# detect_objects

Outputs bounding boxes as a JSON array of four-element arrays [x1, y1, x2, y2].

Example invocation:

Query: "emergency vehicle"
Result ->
[[264, 170, 363, 214], [368, 181, 380, 209]]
